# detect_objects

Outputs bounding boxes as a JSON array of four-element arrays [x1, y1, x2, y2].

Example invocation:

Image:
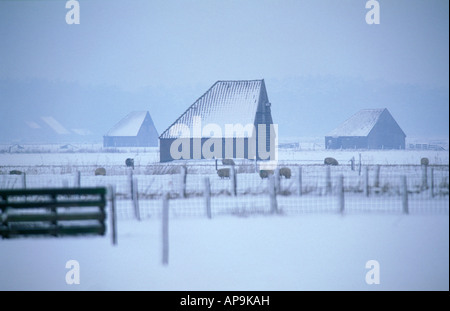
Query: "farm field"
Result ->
[[0, 214, 448, 291], [0, 147, 448, 291]]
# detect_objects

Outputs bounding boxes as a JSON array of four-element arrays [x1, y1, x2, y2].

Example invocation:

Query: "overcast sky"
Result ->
[[0, 0, 448, 141]]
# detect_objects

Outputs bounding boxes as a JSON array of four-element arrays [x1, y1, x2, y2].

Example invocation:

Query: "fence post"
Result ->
[[269, 175, 278, 214], [21, 173, 26, 189], [374, 165, 380, 188], [297, 166, 302, 196], [230, 165, 237, 196], [108, 185, 117, 246], [127, 169, 133, 199], [204, 177, 211, 219], [364, 166, 369, 197], [325, 166, 332, 195], [338, 175, 345, 214], [430, 168, 434, 198], [74, 171, 81, 188], [274, 167, 280, 194], [358, 153, 362, 176], [401, 176, 408, 214], [421, 164, 428, 190], [162, 193, 169, 265], [132, 177, 140, 221], [180, 166, 187, 198]]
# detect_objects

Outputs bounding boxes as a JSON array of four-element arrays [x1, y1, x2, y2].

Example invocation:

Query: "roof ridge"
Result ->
[[158, 79, 264, 139]]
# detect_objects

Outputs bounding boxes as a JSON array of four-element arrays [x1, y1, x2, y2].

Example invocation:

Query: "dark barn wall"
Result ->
[[103, 133, 158, 148], [137, 114, 159, 147], [160, 128, 276, 162], [367, 110, 405, 149], [325, 136, 368, 149], [159, 138, 257, 162]]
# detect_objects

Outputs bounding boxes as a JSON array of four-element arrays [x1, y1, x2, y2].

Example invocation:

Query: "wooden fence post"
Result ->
[[204, 177, 211, 219], [127, 169, 133, 199], [421, 164, 428, 190], [358, 153, 362, 176], [325, 166, 332, 195], [374, 165, 380, 188], [108, 185, 117, 246], [274, 167, 280, 194], [230, 165, 237, 196], [430, 168, 434, 198], [162, 193, 169, 265], [402, 176, 408, 214], [364, 166, 369, 197], [269, 175, 278, 214], [21, 173, 26, 189], [338, 175, 345, 214], [180, 166, 187, 198], [132, 177, 140, 221], [297, 166, 302, 196], [74, 171, 81, 188]]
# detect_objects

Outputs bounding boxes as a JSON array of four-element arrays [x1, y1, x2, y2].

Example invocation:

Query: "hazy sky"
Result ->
[[0, 0, 448, 141]]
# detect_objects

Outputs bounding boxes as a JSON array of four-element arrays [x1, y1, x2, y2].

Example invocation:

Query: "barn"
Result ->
[[159, 79, 276, 162], [103, 111, 159, 147], [325, 108, 406, 150]]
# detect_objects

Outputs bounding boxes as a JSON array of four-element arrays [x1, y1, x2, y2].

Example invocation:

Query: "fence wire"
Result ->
[[1, 164, 448, 219]]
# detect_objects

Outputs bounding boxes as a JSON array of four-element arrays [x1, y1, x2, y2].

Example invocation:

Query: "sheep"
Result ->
[[324, 157, 339, 166], [421, 157, 429, 166], [95, 167, 106, 176], [217, 168, 230, 179], [222, 158, 235, 166], [279, 167, 291, 179], [259, 169, 274, 179], [9, 170, 23, 175], [125, 158, 135, 169]]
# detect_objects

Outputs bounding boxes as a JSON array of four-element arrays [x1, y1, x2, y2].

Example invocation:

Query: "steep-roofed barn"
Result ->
[[325, 108, 406, 150], [159, 80, 276, 162], [103, 111, 159, 147]]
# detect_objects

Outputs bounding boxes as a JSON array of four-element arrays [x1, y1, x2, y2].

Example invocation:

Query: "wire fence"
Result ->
[[1, 164, 448, 219]]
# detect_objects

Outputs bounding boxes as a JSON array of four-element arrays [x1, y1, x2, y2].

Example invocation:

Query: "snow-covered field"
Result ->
[[0, 214, 448, 291], [0, 148, 448, 291]]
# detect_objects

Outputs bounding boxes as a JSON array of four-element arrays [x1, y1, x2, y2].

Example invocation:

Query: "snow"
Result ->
[[106, 111, 148, 137], [160, 80, 263, 139], [0, 148, 448, 290], [327, 109, 385, 137], [0, 214, 448, 290]]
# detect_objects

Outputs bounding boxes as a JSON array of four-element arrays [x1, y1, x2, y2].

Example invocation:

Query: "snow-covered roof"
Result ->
[[327, 109, 386, 137], [160, 80, 266, 139], [106, 111, 149, 136]]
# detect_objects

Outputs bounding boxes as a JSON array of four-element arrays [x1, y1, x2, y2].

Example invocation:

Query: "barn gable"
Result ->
[[325, 108, 406, 150], [159, 79, 275, 162], [104, 111, 159, 147]]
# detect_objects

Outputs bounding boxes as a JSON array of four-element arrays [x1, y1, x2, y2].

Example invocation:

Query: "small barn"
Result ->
[[325, 108, 406, 150], [159, 79, 276, 162], [103, 111, 159, 147]]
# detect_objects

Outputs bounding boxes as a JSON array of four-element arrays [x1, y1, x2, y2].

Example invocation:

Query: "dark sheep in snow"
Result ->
[[421, 158, 429, 166], [95, 167, 106, 176], [259, 170, 274, 179], [279, 167, 291, 179], [125, 158, 135, 169], [217, 168, 230, 179], [324, 157, 339, 166]]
